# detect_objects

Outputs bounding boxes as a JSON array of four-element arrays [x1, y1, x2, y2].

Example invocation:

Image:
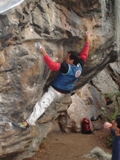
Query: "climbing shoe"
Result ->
[[12, 121, 29, 130]]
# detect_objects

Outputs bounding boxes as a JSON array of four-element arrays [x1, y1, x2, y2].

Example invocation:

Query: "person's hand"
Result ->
[[104, 122, 112, 130], [85, 31, 90, 42], [35, 42, 47, 56], [40, 47, 47, 56], [35, 42, 42, 49]]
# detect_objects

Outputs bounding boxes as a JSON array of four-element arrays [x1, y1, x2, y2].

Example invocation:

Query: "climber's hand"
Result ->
[[85, 31, 90, 42]]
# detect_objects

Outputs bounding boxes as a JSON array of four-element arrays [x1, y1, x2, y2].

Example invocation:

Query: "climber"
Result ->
[[12, 31, 90, 129]]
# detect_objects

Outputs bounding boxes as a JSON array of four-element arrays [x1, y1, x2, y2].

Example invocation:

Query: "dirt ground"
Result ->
[[25, 129, 112, 160]]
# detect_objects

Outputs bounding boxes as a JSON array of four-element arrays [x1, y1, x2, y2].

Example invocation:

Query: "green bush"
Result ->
[[106, 134, 114, 147]]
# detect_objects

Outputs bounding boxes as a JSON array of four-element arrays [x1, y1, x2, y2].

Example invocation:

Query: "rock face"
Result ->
[[0, 0, 119, 159]]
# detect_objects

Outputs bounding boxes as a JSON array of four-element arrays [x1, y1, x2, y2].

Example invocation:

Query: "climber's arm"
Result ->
[[79, 31, 90, 62], [40, 47, 61, 71]]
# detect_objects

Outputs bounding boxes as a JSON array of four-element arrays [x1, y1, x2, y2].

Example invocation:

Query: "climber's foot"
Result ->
[[12, 121, 29, 130]]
